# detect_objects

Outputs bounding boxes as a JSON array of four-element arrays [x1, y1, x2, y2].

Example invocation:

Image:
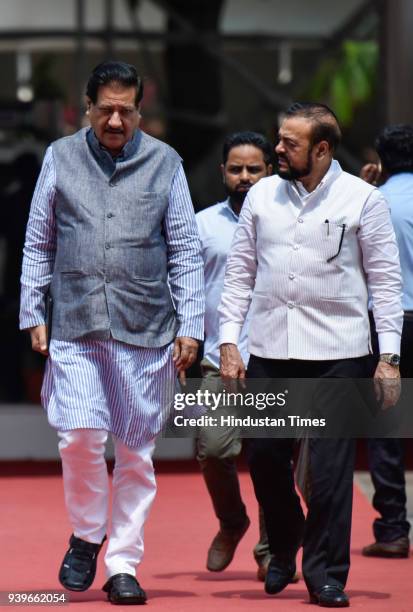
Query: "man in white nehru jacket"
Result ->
[[218, 103, 402, 608]]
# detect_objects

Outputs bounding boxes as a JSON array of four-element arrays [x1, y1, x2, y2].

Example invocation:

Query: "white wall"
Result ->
[[0, 405, 194, 460]]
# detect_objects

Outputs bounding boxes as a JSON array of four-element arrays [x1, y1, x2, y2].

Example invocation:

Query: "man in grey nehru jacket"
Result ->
[[218, 103, 402, 607], [20, 61, 204, 605]]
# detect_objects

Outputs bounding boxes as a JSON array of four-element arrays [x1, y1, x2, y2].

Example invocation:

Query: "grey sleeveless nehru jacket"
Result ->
[[49, 128, 182, 347]]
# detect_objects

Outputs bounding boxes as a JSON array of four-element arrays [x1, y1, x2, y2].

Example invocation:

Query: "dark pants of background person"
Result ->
[[247, 354, 373, 592], [367, 312, 413, 542], [196, 358, 270, 565]]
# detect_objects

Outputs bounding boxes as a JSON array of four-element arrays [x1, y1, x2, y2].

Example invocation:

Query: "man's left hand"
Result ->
[[373, 361, 401, 410], [173, 336, 199, 384]]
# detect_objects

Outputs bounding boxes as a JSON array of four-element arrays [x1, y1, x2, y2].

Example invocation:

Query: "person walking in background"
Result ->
[[360, 124, 413, 559], [218, 103, 402, 607], [20, 61, 204, 605], [196, 132, 274, 580]]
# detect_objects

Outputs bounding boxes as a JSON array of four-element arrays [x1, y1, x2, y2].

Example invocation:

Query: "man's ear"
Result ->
[[317, 141, 329, 159], [266, 163, 273, 176], [220, 163, 226, 183], [85, 97, 92, 115]]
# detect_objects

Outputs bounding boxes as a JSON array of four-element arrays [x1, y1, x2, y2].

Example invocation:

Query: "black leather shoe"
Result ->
[[103, 573, 147, 605], [362, 536, 410, 558], [265, 555, 296, 595], [59, 534, 106, 591], [257, 555, 300, 584], [309, 585, 349, 607]]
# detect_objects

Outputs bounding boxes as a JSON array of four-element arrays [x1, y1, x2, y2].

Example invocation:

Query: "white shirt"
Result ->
[[196, 200, 249, 369], [219, 160, 403, 360]]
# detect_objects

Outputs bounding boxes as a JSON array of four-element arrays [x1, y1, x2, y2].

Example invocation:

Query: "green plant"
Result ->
[[306, 40, 378, 126]]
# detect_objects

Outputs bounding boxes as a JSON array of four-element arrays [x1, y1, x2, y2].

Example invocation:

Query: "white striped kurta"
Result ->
[[42, 339, 176, 448]]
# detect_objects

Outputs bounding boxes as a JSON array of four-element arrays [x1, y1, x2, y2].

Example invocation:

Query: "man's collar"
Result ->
[[292, 159, 341, 199], [86, 128, 142, 163], [224, 198, 241, 220]]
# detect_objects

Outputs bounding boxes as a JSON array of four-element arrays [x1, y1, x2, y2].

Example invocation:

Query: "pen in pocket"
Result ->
[[324, 219, 329, 236]]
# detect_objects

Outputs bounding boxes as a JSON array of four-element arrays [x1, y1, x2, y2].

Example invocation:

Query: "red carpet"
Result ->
[[0, 469, 411, 610]]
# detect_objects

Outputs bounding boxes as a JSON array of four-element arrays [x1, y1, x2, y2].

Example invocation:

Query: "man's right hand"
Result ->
[[29, 325, 49, 356], [219, 343, 245, 379]]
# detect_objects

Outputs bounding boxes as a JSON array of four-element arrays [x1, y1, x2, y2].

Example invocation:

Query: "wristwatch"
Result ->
[[379, 353, 400, 367]]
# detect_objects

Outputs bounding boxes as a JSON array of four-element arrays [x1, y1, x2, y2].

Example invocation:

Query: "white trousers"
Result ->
[[58, 429, 156, 578]]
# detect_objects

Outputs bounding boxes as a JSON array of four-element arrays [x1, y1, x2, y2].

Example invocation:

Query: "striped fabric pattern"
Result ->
[[164, 164, 205, 340], [20, 133, 204, 446], [20, 147, 56, 329], [43, 339, 176, 448], [219, 161, 403, 359], [19, 148, 204, 341]]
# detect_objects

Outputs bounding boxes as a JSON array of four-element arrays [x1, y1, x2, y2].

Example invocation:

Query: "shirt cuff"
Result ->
[[19, 315, 46, 330], [377, 331, 401, 355], [177, 321, 204, 341], [219, 322, 242, 346]]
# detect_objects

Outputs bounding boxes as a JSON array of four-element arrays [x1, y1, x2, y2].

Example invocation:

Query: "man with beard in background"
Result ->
[[195, 132, 275, 579]]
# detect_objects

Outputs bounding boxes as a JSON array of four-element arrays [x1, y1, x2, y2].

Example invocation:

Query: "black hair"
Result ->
[[222, 131, 274, 166], [375, 124, 413, 175], [86, 61, 143, 106], [284, 102, 342, 152]]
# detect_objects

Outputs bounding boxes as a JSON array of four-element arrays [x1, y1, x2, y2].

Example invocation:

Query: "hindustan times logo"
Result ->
[[173, 389, 288, 411]]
